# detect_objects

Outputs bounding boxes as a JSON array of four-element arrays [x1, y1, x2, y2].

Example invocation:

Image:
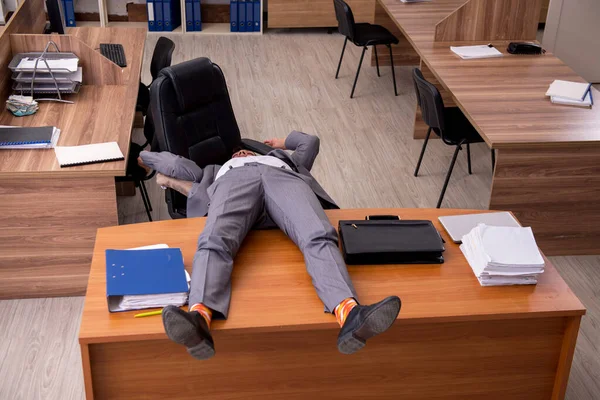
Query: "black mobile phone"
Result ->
[[365, 215, 400, 221]]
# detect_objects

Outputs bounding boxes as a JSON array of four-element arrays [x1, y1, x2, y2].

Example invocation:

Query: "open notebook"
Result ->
[[54, 141, 124, 167]]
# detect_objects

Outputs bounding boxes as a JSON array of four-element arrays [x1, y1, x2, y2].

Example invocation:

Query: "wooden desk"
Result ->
[[374, 0, 600, 255], [79, 208, 585, 400], [0, 0, 146, 298]]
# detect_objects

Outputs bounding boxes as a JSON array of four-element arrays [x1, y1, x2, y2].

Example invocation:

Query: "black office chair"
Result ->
[[333, 0, 399, 98], [150, 57, 273, 219], [412, 68, 495, 208], [137, 37, 176, 120]]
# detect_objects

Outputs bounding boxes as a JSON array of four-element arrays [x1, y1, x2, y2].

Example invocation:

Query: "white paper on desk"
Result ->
[[16, 57, 78, 73], [450, 45, 503, 60]]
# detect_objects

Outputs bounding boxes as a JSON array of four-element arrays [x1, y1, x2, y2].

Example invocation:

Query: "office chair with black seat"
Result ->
[[412, 68, 495, 208], [150, 57, 273, 219], [333, 0, 399, 98]]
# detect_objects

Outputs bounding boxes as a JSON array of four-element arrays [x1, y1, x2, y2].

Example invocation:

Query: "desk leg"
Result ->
[[0, 176, 118, 299], [81, 343, 95, 400], [490, 145, 600, 255], [372, 0, 420, 67], [552, 317, 581, 400]]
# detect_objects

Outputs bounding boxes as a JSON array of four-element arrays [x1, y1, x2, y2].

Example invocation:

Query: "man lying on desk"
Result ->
[[138, 131, 401, 360]]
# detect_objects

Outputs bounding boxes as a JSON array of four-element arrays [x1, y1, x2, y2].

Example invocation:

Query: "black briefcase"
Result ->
[[338, 219, 445, 265]]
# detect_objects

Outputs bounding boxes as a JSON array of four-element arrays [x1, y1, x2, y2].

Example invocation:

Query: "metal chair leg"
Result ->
[[140, 180, 153, 212], [436, 144, 462, 209], [335, 37, 348, 79], [139, 181, 153, 221], [414, 127, 432, 177], [466, 143, 472, 175], [350, 46, 367, 99], [374, 45, 381, 77], [388, 44, 398, 96], [491, 149, 496, 173]]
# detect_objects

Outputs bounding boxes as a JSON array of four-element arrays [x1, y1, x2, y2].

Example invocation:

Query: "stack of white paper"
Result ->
[[460, 224, 545, 286], [450, 45, 503, 60], [546, 80, 593, 108]]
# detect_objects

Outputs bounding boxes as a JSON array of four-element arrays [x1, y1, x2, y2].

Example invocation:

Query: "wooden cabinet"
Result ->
[[268, 0, 375, 28]]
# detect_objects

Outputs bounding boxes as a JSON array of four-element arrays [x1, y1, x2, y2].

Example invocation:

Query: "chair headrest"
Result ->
[[158, 57, 220, 113]]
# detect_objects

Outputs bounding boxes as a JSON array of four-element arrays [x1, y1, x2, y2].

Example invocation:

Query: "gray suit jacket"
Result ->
[[187, 131, 338, 217]]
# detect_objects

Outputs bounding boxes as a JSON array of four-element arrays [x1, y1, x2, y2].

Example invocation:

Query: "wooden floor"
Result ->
[[0, 30, 599, 399]]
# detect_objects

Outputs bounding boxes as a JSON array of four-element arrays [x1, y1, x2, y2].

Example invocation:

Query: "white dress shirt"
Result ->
[[215, 155, 291, 181]]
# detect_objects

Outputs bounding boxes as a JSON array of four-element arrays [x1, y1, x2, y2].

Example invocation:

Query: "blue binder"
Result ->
[[163, 0, 181, 31], [155, 0, 164, 31], [106, 248, 188, 312], [193, 0, 202, 31], [253, 0, 260, 31], [63, 0, 76, 27], [147, 0, 157, 31], [245, 0, 253, 33], [230, 0, 238, 32], [185, 0, 194, 31], [238, 0, 246, 32]]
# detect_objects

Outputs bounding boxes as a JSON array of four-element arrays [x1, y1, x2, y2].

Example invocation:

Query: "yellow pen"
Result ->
[[134, 309, 163, 318]]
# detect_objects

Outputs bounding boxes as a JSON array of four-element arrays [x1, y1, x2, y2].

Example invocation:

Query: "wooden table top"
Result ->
[[79, 208, 585, 344], [378, 0, 600, 148], [0, 27, 146, 178]]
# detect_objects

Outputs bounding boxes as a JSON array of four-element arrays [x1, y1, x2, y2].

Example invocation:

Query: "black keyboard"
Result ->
[[99, 43, 127, 67]]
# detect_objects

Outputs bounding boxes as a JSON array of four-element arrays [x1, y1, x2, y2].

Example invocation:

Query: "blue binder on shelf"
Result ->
[[163, 0, 181, 31], [245, 0, 253, 33], [185, 0, 194, 31], [155, 0, 164, 31], [238, 0, 246, 32], [106, 248, 188, 313], [63, 0, 76, 27], [147, 0, 157, 31], [230, 0, 238, 32], [193, 0, 202, 31], [253, 0, 260, 31]]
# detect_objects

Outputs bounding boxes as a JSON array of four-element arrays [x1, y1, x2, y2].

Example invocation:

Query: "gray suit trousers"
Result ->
[[189, 163, 357, 318]]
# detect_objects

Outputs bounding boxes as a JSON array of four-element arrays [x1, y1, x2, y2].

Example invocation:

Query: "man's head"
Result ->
[[232, 149, 257, 159]]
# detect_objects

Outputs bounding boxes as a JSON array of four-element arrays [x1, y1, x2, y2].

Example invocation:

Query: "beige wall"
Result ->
[[543, 0, 600, 82]]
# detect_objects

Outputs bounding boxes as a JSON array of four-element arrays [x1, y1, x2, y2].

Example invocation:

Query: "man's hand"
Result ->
[[264, 138, 286, 150]]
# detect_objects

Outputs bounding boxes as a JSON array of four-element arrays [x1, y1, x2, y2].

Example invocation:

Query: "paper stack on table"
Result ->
[[450, 45, 503, 60], [460, 224, 545, 286], [546, 80, 593, 108]]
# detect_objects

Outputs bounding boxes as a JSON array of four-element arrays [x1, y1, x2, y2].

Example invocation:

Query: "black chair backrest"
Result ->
[[150, 57, 244, 168], [150, 37, 175, 82], [333, 0, 356, 40], [412, 68, 446, 138]]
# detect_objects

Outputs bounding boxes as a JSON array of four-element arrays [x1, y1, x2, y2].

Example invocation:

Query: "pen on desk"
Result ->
[[134, 310, 163, 318]]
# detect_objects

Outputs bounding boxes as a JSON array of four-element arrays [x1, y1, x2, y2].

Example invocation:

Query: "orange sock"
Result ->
[[334, 298, 358, 327], [190, 303, 213, 328]]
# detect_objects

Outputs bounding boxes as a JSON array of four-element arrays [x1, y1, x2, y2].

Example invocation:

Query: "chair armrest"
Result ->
[[241, 138, 273, 155]]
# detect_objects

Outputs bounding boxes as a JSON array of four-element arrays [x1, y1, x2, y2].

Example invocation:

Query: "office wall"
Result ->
[[543, 0, 600, 82]]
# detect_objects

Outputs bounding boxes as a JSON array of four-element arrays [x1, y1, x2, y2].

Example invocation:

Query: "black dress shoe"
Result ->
[[162, 305, 215, 360], [337, 296, 401, 355]]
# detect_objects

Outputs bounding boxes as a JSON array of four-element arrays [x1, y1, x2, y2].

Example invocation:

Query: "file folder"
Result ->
[[163, 0, 181, 31], [238, 0, 246, 32], [147, 0, 156, 31], [253, 0, 260, 31], [193, 0, 202, 31], [245, 0, 253, 33], [185, 0, 194, 31], [230, 0, 238, 32], [63, 0, 76, 27], [155, 0, 164, 31]]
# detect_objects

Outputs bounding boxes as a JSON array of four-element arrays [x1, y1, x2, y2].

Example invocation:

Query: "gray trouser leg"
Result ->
[[189, 167, 264, 318], [260, 166, 357, 313]]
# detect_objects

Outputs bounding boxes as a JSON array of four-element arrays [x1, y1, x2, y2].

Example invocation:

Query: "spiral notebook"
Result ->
[[54, 141, 124, 167]]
